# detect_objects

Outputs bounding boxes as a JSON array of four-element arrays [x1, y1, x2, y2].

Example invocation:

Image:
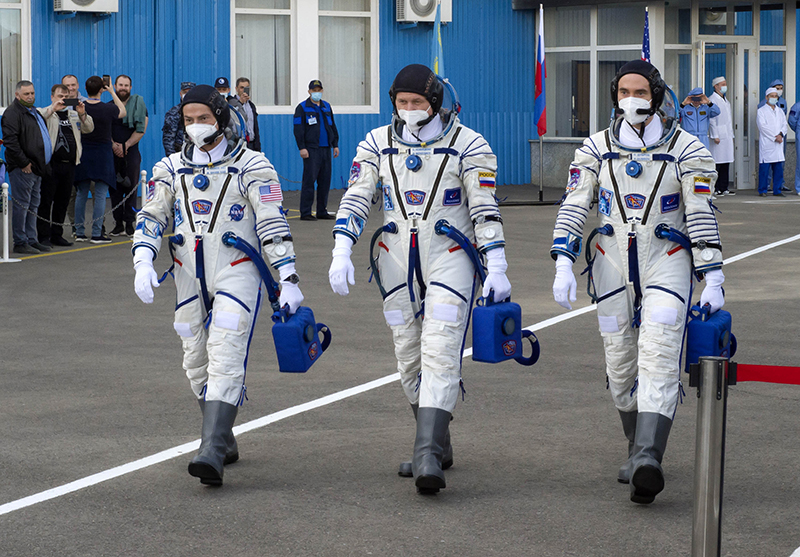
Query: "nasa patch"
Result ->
[[443, 188, 462, 206], [566, 168, 581, 192], [383, 184, 394, 211], [660, 192, 680, 213], [349, 162, 361, 184], [599, 188, 613, 216], [192, 200, 213, 215], [174, 199, 184, 226], [624, 193, 646, 210], [404, 190, 426, 205], [502, 340, 517, 356], [229, 204, 245, 221]]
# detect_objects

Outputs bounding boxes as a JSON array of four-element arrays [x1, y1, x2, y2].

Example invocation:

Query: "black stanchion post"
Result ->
[[690, 356, 735, 557]]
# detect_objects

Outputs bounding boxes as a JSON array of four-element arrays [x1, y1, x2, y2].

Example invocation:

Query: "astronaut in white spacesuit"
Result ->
[[132, 85, 303, 486], [328, 64, 511, 494], [551, 60, 725, 504]]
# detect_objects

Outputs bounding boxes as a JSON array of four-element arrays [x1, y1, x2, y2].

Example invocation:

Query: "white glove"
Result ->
[[279, 281, 304, 315], [329, 235, 355, 296], [700, 269, 725, 313], [277, 262, 304, 314], [552, 254, 577, 310], [133, 249, 159, 304], [482, 247, 512, 301]]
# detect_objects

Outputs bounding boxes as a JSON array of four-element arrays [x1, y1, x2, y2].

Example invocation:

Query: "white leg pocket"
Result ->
[[431, 303, 459, 323], [598, 314, 621, 333], [174, 322, 195, 338], [649, 305, 679, 326], [214, 310, 241, 331], [383, 309, 406, 327]]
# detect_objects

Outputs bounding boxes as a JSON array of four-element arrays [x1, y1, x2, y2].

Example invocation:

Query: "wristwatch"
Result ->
[[283, 273, 300, 284]]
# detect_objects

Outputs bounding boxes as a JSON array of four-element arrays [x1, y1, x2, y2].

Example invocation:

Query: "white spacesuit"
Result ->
[[551, 61, 725, 505], [329, 65, 510, 494], [132, 85, 302, 486]]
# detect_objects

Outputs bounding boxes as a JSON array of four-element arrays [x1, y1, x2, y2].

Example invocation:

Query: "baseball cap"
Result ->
[[180, 81, 196, 91], [308, 80, 323, 90], [215, 77, 230, 89]]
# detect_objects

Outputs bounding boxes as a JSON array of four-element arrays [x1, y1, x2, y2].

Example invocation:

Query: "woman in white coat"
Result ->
[[709, 77, 735, 195]]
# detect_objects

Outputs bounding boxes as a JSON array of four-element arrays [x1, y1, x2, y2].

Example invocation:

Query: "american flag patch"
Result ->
[[259, 183, 283, 203], [694, 177, 712, 194], [479, 171, 496, 188]]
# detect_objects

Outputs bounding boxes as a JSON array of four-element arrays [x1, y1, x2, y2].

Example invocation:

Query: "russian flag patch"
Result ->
[[693, 177, 712, 194], [478, 171, 496, 188]]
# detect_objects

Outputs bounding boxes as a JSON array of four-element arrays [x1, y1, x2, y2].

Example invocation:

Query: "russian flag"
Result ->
[[534, 4, 546, 137]]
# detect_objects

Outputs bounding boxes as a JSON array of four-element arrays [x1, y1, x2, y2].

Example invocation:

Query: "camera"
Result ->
[[63, 98, 79, 107], [243, 86, 250, 95], [103, 74, 110, 87]]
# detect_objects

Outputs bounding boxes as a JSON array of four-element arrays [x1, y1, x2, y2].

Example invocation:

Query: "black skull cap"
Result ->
[[389, 64, 444, 114], [180, 84, 231, 129]]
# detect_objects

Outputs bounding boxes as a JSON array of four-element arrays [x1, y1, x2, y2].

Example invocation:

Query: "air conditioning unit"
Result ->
[[397, 0, 452, 23], [54, 0, 119, 13]]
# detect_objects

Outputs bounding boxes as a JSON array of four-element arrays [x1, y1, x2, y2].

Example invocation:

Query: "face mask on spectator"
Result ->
[[310, 92, 322, 102], [185, 123, 218, 146], [768, 97, 779, 106], [720, 86, 727, 95]]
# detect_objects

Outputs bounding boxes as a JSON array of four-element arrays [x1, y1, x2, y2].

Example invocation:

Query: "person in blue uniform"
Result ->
[[293, 80, 339, 221], [679, 87, 720, 149]]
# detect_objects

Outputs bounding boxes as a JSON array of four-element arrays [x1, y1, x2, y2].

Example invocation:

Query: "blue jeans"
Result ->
[[758, 162, 784, 195], [75, 180, 110, 237], [9, 168, 42, 246]]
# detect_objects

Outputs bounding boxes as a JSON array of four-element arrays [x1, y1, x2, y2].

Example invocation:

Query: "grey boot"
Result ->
[[198, 398, 239, 465], [412, 407, 452, 494], [188, 401, 239, 486], [629, 412, 673, 504], [617, 410, 638, 484], [399, 404, 453, 477]]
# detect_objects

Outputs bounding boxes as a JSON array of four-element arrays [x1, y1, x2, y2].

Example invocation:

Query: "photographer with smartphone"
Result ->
[[235, 77, 260, 152], [73, 75, 126, 243], [37, 83, 94, 247]]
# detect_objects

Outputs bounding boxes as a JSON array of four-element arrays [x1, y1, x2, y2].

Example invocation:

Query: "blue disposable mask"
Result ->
[[768, 97, 779, 106], [310, 92, 322, 102], [719, 86, 727, 95]]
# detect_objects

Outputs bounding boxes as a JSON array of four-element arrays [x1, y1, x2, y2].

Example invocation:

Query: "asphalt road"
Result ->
[[1, 186, 798, 557]]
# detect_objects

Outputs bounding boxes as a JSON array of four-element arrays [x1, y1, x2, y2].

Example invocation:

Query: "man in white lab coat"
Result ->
[[708, 77, 735, 195], [756, 87, 789, 197]]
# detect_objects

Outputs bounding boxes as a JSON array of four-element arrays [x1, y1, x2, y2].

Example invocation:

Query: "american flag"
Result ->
[[259, 183, 283, 203], [641, 7, 651, 62]]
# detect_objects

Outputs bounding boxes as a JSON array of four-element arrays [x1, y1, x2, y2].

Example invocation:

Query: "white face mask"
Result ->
[[777, 89, 783, 97], [185, 123, 218, 146], [617, 97, 652, 125], [398, 109, 430, 131], [768, 97, 779, 106], [719, 86, 727, 95]]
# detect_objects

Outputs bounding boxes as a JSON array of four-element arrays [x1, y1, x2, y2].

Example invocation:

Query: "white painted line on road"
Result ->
[[2, 234, 799, 517]]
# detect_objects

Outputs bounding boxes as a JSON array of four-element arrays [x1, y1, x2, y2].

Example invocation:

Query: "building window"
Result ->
[[232, 0, 379, 114], [0, 0, 28, 108], [319, 0, 372, 106]]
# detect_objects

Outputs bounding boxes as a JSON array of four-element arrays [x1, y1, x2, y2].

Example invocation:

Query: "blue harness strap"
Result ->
[[407, 229, 426, 303], [627, 231, 643, 328], [194, 236, 213, 318]]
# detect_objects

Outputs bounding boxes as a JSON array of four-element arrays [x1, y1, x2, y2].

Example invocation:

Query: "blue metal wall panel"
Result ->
[[20, 0, 534, 188], [28, 0, 230, 180]]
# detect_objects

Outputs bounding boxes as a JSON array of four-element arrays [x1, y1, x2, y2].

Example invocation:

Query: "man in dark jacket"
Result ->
[[162, 81, 195, 156], [293, 80, 339, 220], [1, 80, 53, 254]]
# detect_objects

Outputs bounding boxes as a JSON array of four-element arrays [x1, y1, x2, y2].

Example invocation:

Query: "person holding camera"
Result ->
[[679, 87, 720, 150], [235, 77, 260, 152], [36, 83, 94, 247], [73, 75, 126, 243], [109, 74, 148, 237]]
